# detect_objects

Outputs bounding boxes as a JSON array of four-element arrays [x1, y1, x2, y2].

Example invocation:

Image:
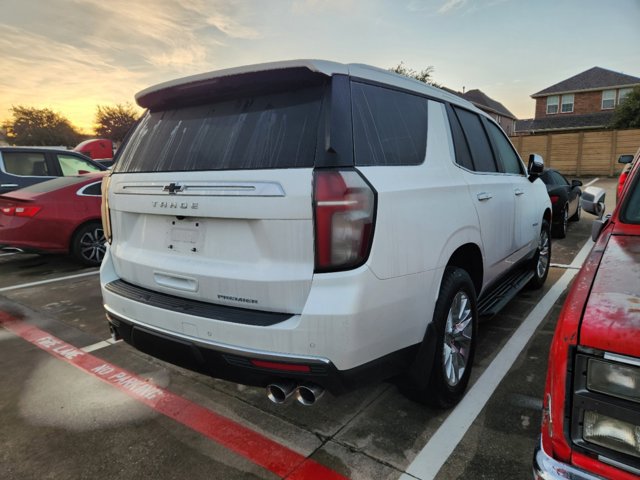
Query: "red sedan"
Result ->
[[534, 154, 640, 478], [0, 173, 107, 266]]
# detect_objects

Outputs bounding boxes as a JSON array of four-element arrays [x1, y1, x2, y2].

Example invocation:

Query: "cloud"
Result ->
[[438, 0, 467, 13]]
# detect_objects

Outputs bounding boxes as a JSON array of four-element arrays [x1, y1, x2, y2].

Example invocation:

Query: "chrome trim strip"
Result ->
[[604, 352, 640, 367], [533, 439, 606, 480], [115, 181, 285, 197], [103, 304, 330, 366]]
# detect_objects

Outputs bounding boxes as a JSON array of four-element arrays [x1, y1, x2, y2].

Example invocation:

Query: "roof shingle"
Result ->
[[532, 67, 640, 97]]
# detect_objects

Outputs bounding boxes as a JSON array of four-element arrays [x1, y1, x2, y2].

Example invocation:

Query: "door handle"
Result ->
[[477, 192, 493, 201], [514, 188, 524, 196]]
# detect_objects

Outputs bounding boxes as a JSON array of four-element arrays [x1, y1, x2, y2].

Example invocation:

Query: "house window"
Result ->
[[602, 90, 616, 109], [561, 94, 574, 113], [546, 96, 559, 114], [619, 88, 633, 104]]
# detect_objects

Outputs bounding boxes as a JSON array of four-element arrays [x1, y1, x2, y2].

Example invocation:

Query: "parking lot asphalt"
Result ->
[[0, 177, 617, 480]]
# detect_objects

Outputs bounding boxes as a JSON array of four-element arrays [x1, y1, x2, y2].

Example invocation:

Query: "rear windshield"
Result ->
[[114, 86, 324, 173]]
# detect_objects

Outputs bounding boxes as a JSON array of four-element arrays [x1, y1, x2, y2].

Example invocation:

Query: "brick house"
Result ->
[[516, 67, 640, 134]]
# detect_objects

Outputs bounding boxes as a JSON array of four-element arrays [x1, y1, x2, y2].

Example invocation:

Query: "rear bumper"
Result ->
[[533, 440, 605, 480], [106, 308, 415, 394]]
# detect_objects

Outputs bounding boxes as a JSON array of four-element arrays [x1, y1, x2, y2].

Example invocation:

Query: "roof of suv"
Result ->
[[135, 59, 479, 114]]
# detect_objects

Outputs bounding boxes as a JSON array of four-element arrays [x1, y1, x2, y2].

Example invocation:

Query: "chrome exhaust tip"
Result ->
[[295, 383, 325, 406], [266, 381, 296, 404]]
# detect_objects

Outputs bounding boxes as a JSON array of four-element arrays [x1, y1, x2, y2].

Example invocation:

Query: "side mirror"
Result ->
[[618, 154, 634, 164], [591, 213, 611, 241], [528, 153, 544, 181], [582, 186, 606, 217], [571, 179, 583, 188]]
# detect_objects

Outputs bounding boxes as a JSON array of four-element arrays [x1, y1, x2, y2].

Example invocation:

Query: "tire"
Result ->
[[553, 204, 568, 238], [413, 267, 478, 408], [71, 221, 106, 267], [527, 219, 551, 290], [570, 196, 581, 222]]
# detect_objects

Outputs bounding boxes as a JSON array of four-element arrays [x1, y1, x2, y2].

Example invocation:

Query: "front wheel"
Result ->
[[528, 219, 551, 290], [71, 222, 106, 267], [414, 267, 478, 408]]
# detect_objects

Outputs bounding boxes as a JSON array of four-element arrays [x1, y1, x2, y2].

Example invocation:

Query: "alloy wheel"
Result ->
[[443, 291, 473, 387]]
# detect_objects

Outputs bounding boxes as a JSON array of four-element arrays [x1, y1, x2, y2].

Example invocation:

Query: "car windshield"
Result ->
[[621, 169, 640, 224], [114, 85, 325, 173]]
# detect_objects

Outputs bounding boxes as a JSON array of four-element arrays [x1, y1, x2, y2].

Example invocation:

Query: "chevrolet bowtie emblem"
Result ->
[[163, 183, 184, 194]]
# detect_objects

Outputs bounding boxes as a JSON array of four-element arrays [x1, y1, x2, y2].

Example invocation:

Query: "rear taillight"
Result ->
[[550, 195, 560, 204], [0, 205, 41, 217], [101, 174, 112, 243], [617, 172, 628, 199], [313, 169, 375, 272]]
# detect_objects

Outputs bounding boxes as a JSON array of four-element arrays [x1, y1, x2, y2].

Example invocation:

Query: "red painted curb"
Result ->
[[0, 312, 349, 480]]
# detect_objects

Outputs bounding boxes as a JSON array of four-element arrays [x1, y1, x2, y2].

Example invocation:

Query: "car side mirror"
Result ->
[[528, 153, 544, 182], [618, 154, 634, 164], [571, 179, 583, 187], [591, 213, 611, 241]]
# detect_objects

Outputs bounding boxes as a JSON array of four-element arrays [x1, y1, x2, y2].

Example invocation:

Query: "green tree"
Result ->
[[2, 106, 82, 146], [94, 103, 139, 144], [610, 86, 640, 129], [389, 61, 440, 86]]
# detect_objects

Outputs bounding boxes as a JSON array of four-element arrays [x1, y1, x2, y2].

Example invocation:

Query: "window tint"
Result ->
[[551, 170, 569, 185], [115, 86, 324, 173], [2, 152, 49, 176], [621, 170, 640, 224], [57, 155, 102, 175], [454, 108, 497, 173], [485, 121, 523, 175], [352, 82, 428, 166], [447, 106, 474, 170], [82, 182, 103, 196]]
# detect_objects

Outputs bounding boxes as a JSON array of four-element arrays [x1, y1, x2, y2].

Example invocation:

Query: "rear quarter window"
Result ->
[[114, 86, 324, 173], [352, 82, 428, 166]]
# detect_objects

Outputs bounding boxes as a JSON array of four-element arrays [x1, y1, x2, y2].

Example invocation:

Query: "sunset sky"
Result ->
[[1, 0, 639, 135]]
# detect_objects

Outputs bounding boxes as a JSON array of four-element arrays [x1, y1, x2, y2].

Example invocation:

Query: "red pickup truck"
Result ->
[[534, 154, 640, 479]]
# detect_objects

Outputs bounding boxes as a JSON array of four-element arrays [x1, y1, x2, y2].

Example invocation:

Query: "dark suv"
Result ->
[[0, 146, 107, 194]]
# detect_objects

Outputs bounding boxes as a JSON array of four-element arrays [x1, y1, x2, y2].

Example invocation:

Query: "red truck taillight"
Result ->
[[313, 169, 375, 272]]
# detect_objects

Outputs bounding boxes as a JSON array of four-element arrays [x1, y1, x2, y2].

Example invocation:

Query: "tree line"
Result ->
[[2, 68, 638, 148], [1, 103, 139, 147]]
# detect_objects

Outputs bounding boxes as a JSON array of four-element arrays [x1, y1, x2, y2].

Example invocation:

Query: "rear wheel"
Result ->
[[71, 221, 106, 267], [413, 267, 477, 408], [528, 219, 551, 290], [570, 196, 581, 221], [553, 204, 568, 238]]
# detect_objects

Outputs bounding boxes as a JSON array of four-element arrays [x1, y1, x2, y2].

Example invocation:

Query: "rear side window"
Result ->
[[484, 121, 524, 175], [114, 86, 324, 173], [453, 107, 498, 173], [1, 152, 49, 176], [352, 82, 428, 166]]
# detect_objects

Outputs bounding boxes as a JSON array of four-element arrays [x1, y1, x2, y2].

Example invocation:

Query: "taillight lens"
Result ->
[[313, 169, 375, 272], [550, 195, 560, 204], [101, 174, 112, 243], [618, 172, 628, 199], [0, 205, 41, 217]]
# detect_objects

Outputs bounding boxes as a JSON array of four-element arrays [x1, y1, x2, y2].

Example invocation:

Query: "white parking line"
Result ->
[[585, 177, 599, 187], [0, 271, 99, 293], [81, 338, 121, 353], [400, 239, 594, 480]]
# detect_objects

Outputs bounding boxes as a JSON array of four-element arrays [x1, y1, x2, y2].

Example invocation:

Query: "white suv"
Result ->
[[100, 60, 551, 407]]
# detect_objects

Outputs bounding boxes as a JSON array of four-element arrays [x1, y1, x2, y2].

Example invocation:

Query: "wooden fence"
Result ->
[[509, 129, 640, 176]]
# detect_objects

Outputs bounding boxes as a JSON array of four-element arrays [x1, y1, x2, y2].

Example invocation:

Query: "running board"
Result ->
[[477, 268, 534, 318]]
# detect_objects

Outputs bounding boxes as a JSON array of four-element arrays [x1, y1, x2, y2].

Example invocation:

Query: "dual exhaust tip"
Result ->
[[266, 381, 324, 406]]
